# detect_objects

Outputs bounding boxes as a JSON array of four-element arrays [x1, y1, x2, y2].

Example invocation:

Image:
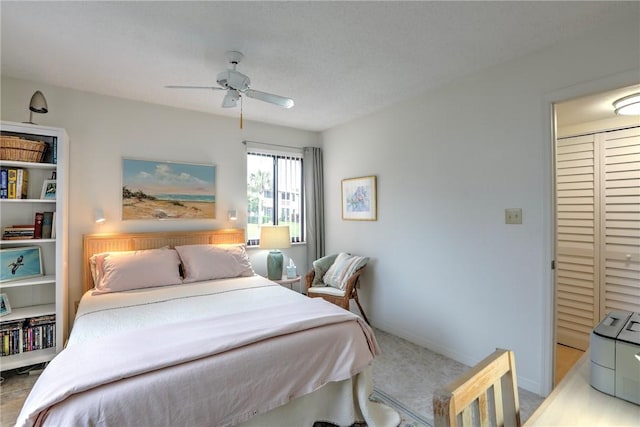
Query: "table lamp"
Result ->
[[260, 225, 291, 280]]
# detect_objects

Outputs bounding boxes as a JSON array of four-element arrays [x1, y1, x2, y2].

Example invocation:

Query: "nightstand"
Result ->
[[272, 275, 302, 293]]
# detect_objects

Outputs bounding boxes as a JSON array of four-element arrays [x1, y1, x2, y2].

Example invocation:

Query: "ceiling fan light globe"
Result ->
[[216, 70, 250, 91], [222, 90, 240, 108]]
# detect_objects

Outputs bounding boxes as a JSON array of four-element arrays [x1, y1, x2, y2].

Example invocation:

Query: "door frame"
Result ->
[[542, 69, 640, 395]]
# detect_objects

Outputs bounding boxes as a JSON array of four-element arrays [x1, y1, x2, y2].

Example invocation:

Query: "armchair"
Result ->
[[305, 257, 370, 324]]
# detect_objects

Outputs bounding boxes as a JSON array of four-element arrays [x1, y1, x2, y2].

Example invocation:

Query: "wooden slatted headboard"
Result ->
[[82, 229, 246, 293]]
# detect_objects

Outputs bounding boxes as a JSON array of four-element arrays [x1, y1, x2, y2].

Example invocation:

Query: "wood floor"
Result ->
[[555, 343, 584, 386]]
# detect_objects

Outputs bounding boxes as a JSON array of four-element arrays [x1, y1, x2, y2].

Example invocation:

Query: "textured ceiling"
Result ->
[[1, 1, 638, 131]]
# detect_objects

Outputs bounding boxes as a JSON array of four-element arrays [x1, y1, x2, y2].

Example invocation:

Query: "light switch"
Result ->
[[505, 208, 522, 225]]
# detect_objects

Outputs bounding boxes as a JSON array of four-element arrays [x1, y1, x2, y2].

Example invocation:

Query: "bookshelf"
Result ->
[[0, 121, 68, 371]]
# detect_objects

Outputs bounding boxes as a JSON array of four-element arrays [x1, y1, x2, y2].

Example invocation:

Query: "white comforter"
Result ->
[[17, 276, 399, 427]]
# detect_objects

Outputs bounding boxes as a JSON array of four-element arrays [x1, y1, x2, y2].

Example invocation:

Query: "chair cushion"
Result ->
[[323, 252, 368, 291], [307, 286, 346, 297], [311, 253, 339, 286]]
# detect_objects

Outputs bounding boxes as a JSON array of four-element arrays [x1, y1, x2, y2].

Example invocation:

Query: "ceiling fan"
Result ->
[[165, 51, 294, 110]]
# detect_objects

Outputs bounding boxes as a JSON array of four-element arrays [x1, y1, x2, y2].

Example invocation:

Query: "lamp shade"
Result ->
[[259, 225, 291, 249], [613, 93, 640, 116], [29, 91, 48, 113]]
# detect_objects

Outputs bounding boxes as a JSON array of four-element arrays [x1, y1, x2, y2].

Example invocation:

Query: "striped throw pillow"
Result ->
[[323, 252, 368, 290]]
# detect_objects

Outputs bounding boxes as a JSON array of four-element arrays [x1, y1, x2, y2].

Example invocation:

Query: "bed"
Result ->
[[16, 229, 399, 427]]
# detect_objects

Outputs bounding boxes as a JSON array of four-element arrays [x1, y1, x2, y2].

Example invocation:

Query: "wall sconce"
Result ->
[[26, 91, 48, 124], [227, 209, 238, 221], [94, 208, 106, 224], [613, 92, 640, 116]]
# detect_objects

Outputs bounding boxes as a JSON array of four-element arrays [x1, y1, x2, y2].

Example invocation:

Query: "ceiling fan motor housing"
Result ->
[[216, 70, 251, 91]]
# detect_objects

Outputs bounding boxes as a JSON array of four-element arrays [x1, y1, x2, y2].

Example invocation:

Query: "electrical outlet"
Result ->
[[505, 208, 522, 225]]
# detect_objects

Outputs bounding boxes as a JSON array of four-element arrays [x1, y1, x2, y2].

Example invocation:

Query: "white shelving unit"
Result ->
[[0, 121, 68, 371]]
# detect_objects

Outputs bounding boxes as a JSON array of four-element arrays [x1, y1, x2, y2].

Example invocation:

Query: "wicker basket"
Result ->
[[0, 136, 47, 162]]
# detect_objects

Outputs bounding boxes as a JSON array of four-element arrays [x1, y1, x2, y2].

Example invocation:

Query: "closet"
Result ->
[[555, 126, 640, 351]]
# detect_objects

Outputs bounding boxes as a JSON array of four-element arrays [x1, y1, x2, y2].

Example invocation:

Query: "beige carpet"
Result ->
[[372, 328, 545, 426], [2, 330, 544, 427]]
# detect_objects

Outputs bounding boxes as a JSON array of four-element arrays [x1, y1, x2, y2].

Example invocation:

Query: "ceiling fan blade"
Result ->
[[165, 85, 225, 90], [245, 89, 294, 108], [222, 90, 240, 108]]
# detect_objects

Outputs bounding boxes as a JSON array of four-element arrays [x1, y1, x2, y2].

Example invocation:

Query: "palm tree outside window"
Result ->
[[247, 151, 304, 245]]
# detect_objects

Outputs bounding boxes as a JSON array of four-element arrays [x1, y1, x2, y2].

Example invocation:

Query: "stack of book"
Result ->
[[0, 320, 23, 356], [23, 315, 56, 352], [0, 168, 29, 199], [2, 225, 35, 240], [2, 211, 55, 240], [0, 315, 56, 357]]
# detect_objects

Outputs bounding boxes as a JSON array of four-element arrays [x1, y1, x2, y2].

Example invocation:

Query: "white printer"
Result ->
[[590, 310, 640, 405]]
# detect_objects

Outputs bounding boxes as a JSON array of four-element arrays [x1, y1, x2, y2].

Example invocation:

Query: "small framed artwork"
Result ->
[[41, 180, 57, 200], [0, 246, 44, 283], [0, 293, 11, 316], [342, 175, 377, 221]]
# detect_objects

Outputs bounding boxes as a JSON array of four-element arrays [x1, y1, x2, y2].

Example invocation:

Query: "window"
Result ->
[[247, 151, 304, 245]]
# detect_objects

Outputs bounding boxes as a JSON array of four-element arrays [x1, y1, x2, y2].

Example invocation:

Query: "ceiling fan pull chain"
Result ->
[[240, 97, 244, 129]]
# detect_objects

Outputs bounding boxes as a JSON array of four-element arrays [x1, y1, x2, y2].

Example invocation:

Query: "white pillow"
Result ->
[[92, 248, 182, 295], [323, 252, 368, 290], [175, 244, 255, 283], [89, 246, 170, 286]]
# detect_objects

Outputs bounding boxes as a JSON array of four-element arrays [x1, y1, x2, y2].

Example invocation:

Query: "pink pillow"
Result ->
[[92, 248, 182, 294], [175, 244, 255, 283]]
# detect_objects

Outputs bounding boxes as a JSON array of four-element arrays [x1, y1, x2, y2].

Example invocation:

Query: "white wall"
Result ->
[[321, 14, 639, 395], [1, 77, 320, 331]]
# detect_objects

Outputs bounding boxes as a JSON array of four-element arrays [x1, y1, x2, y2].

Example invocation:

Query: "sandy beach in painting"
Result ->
[[123, 199, 216, 219]]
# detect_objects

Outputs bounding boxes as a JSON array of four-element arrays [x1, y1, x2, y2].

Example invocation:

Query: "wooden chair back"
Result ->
[[305, 265, 369, 324], [433, 349, 521, 427]]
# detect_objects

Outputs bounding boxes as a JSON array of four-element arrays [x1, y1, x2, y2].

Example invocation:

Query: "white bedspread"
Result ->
[[17, 276, 399, 427]]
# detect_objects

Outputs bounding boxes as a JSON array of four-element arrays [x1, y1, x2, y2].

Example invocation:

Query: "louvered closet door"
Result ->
[[599, 127, 640, 316], [555, 134, 599, 350]]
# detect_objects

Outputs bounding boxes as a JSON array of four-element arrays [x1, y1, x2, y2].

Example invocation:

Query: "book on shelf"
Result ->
[[2, 226, 35, 240], [7, 168, 17, 199], [52, 139, 57, 165], [51, 212, 56, 239], [0, 168, 7, 199], [16, 168, 29, 199], [42, 138, 58, 165], [1, 315, 56, 356], [1, 322, 22, 357], [33, 212, 44, 239], [41, 211, 54, 239], [26, 315, 56, 326]]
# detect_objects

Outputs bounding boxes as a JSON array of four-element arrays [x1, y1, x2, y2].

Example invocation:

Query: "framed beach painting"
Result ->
[[122, 158, 216, 220], [342, 175, 377, 221], [0, 246, 44, 283]]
